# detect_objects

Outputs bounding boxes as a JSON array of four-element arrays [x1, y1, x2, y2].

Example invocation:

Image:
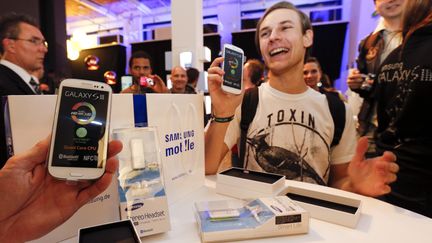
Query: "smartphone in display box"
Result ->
[[48, 79, 112, 180], [79, 219, 141, 243], [222, 44, 244, 95]]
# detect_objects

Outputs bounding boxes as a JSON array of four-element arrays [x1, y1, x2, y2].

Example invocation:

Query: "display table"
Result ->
[[142, 176, 432, 243], [62, 176, 432, 243]]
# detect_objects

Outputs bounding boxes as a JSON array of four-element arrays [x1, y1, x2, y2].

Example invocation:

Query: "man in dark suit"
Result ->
[[0, 13, 48, 168]]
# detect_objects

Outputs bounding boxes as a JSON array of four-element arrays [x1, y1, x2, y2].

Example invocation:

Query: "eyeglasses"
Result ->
[[9, 37, 48, 48]]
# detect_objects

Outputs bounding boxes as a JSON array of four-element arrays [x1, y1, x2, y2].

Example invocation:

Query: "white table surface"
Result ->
[[141, 176, 432, 243]]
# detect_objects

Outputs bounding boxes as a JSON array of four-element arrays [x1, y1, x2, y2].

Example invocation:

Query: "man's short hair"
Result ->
[[246, 59, 265, 87], [0, 13, 38, 54], [129, 50, 152, 68], [186, 67, 199, 84], [254, 1, 313, 58]]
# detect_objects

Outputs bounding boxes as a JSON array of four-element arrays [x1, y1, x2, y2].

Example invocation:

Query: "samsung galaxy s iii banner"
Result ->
[[52, 87, 109, 168]]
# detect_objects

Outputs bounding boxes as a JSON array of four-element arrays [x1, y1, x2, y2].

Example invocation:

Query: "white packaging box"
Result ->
[[216, 167, 286, 199], [280, 185, 362, 228], [114, 127, 171, 237], [194, 196, 309, 242]]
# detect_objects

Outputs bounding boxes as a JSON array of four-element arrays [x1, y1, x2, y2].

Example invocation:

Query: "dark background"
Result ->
[[232, 23, 348, 84]]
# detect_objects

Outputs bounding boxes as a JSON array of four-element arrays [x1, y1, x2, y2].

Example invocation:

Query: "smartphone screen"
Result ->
[[51, 86, 109, 168], [79, 220, 140, 243], [121, 76, 133, 90], [223, 47, 243, 90]]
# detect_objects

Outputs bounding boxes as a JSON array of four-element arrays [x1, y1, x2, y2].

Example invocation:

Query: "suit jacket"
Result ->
[[0, 64, 36, 168]]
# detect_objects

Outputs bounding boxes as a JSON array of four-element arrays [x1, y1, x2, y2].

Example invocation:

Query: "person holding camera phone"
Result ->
[[205, 1, 399, 198], [347, 0, 404, 158], [121, 51, 169, 94], [0, 136, 122, 242]]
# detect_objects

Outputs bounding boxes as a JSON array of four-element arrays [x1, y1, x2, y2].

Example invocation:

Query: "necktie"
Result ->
[[29, 78, 41, 94]]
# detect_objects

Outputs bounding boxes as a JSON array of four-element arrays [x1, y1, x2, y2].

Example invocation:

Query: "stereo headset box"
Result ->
[[216, 167, 286, 199], [4, 92, 205, 242], [194, 196, 309, 242], [113, 127, 171, 237]]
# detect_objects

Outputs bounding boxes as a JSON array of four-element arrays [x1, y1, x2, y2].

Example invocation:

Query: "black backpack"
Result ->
[[236, 87, 346, 168]]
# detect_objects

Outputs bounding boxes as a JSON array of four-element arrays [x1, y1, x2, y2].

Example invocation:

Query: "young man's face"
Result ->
[[258, 9, 312, 76], [130, 57, 152, 82], [303, 62, 321, 89], [375, 0, 404, 20]]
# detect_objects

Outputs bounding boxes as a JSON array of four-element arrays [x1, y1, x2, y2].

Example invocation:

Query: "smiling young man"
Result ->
[[205, 1, 399, 197]]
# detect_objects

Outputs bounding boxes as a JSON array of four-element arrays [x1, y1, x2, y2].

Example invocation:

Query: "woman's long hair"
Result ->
[[402, 0, 432, 47]]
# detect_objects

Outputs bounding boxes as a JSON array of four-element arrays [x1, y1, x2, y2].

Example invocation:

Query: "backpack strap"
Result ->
[[238, 87, 259, 168], [324, 92, 346, 147]]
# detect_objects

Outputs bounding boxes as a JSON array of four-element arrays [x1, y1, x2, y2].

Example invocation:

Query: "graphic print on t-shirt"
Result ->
[[245, 108, 331, 186]]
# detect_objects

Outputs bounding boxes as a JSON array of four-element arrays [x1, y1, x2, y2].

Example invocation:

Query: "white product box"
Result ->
[[216, 167, 286, 199], [280, 185, 362, 228], [194, 196, 309, 242], [113, 127, 171, 237]]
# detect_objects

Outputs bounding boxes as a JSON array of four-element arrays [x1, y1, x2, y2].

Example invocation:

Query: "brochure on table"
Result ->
[[194, 196, 309, 242], [4, 93, 204, 242]]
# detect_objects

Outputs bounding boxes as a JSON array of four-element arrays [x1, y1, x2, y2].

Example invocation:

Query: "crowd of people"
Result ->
[[1, 0, 431, 241]]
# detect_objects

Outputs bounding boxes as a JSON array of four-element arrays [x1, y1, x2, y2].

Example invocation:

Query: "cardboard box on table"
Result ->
[[212, 166, 362, 229], [194, 196, 309, 242], [279, 184, 362, 228], [216, 167, 286, 199], [3, 93, 204, 242]]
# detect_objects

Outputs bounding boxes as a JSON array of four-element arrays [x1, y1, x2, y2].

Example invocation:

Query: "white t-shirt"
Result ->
[[224, 83, 356, 185]]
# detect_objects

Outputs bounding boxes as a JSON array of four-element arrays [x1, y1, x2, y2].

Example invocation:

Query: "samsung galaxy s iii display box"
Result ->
[[194, 196, 309, 242], [113, 127, 171, 237], [216, 167, 286, 199], [280, 184, 362, 228]]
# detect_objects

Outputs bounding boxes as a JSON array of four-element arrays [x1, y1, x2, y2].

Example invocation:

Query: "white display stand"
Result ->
[[146, 94, 205, 205], [4, 93, 205, 242]]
